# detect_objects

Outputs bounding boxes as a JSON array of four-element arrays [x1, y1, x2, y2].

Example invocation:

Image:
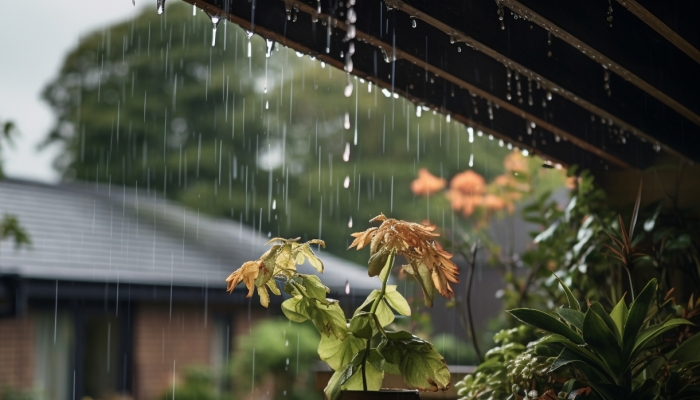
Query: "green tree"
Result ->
[[41, 2, 511, 263], [0, 117, 30, 249]]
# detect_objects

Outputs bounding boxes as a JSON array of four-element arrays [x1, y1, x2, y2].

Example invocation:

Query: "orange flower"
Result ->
[[447, 190, 482, 217], [349, 214, 459, 301], [450, 170, 485, 195], [503, 150, 528, 173], [483, 194, 506, 211], [410, 168, 446, 196]]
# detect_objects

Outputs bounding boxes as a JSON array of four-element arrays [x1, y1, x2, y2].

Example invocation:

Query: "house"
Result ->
[[0, 179, 378, 400]]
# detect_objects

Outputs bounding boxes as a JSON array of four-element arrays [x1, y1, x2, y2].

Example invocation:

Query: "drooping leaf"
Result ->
[[308, 300, 349, 340], [368, 248, 390, 277], [318, 332, 365, 370], [404, 262, 435, 307], [265, 279, 281, 296], [257, 286, 270, 308], [300, 244, 324, 273], [298, 274, 330, 301], [554, 272, 580, 311], [349, 313, 374, 339], [557, 308, 584, 331], [668, 330, 700, 365], [399, 340, 451, 391], [543, 335, 615, 384], [324, 363, 355, 400], [508, 308, 584, 344], [281, 296, 309, 322], [631, 318, 692, 361], [384, 286, 411, 316]]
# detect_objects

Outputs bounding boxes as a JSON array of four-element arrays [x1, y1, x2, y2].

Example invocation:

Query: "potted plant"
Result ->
[[226, 214, 458, 399]]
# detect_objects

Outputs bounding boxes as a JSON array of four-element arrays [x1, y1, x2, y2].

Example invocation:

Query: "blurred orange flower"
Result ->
[[447, 190, 482, 217], [450, 170, 485, 195], [411, 168, 446, 196], [483, 194, 506, 211]]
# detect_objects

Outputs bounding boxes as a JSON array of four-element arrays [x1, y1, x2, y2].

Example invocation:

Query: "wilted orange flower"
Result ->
[[450, 170, 485, 195], [226, 260, 261, 297], [349, 214, 459, 301], [503, 150, 528, 173], [411, 168, 446, 196]]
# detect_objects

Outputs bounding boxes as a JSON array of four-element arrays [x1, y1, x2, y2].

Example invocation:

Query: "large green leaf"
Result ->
[[557, 308, 584, 331], [610, 296, 629, 337], [668, 330, 700, 365], [318, 333, 365, 370], [630, 318, 692, 363], [375, 300, 395, 327], [299, 274, 330, 301], [281, 296, 309, 322], [325, 363, 355, 400], [582, 308, 622, 374], [508, 308, 584, 344], [349, 313, 373, 339], [308, 300, 348, 340], [589, 302, 621, 343], [550, 347, 615, 386], [541, 335, 615, 382], [384, 286, 411, 316], [354, 290, 380, 315], [342, 357, 384, 391], [399, 340, 451, 391], [622, 279, 657, 361]]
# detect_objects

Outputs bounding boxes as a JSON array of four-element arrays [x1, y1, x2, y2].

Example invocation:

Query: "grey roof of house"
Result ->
[[0, 179, 379, 294]]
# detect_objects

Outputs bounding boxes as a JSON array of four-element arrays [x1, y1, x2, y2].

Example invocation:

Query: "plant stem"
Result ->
[[624, 265, 635, 301], [460, 244, 482, 363], [361, 250, 395, 391]]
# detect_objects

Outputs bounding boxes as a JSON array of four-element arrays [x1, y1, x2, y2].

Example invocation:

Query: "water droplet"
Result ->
[[477, 130, 483, 137], [446, 114, 451, 122], [157, 0, 165, 15], [321, 62, 326, 68], [468, 127, 474, 143], [506, 93, 512, 100], [546, 91, 552, 101], [411, 19, 417, 28], [192, 4, 196, 15], [344, 82, 353, 97], [343, 142, 350, 162], [272, 200, 276, 210], [344, 112, 351, 129], [265, 101, 269, 109], [345, 280, 351, 293], [416, 105, 422, 117], [208, 14, 221, 47], [653, 143, 661, 152], [381, 88, 392, 97], [245, 30, 254, 39], [265, 39, 276, 57], [469, 153, 474, 167], [345, 24, 356, 40], [457, 47, 462, 52], [522, 149, 529, 156], [347, 7, 357, 23], [343, 176, 350, 188], [498, 139, 504, 147], [295, 51, 304, 57]]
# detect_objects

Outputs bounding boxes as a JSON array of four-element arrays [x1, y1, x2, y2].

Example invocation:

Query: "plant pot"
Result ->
[[337, 389, 420, 400]]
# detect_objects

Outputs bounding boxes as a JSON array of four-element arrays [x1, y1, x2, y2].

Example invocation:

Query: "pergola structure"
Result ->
[[182, 0, 699, 202]]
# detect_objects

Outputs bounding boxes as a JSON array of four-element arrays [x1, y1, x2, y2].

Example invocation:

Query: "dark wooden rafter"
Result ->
[[176, 0, 699, 174], [615, 0, 700, 66]]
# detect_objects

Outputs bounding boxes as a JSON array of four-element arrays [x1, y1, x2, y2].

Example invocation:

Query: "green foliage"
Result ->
[[230, 320, 321, 400], [1, 387, 40, 400], [506, 278, 697, 399], [1, 214, 31, 249], [160, 367, 220, 400]]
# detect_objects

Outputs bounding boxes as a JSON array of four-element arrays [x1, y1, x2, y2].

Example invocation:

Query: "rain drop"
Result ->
[[469, 153, 474, 167], [295, 51, 304, 57], [344, 112, 351, 129], [342, 142, 350, 162], [347, 217, 353, 229], [208, 14, 221, 47], [157, 0, 165, 15], [343, 176, 350, 188], [272, 200, 276, 210], [546, 91, 552, 101], [468, 127, 474, 143], [265, 39, 276, 57], [344, 82, 353, 97], [411, 19, 417, 28], [416, 105, 422, 117], [345, 280, 351, 293]]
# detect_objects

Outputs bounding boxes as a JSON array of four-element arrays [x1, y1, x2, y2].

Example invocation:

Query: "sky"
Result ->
[[0, 0, 148, 183]]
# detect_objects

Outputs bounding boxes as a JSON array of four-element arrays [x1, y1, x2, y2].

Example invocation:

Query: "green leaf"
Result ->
[[508, 308, 584, 344], [341, 350, 384, 391], [378, 249, 396, 283], [403, 261, 435, 307], [256, 244, 281, 287], [349, 313, 374, 339], [300, 244, 324, 273], [549, 348, 614, 386], [385, 330, 414, 341], [622, 279, 657, 361], [308, 301, 349, 340], [669, 330, 700, 365], [281, 296, 309, 322], [354, 290, 380, 316], [384, 286, 411, 316], [554, 272, 581, 311], [557, 308, 584, 331], [610, 297, 629, 337], [534, 220, 560, 243], [582, 308, 622, 374], [375, 300, 395, 327], [628, 379, 658, 400], [631, 318, 692, 361], [368, 248, 390, 277], [324, 363, 355, 400], [318, 333, 365, 370], [399, 340, 451, 391], [299, 274, 330, 301], [543, 336, 615, 384], [589, 302, 621, 343], [367, 349, 386, 372]]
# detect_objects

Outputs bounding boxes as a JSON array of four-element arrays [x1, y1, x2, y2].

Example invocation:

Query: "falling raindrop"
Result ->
[[411, 19, 417, 28], [546, 91, 552, 101], [272, 200, 276, 210], [345, 280, 351, 294], [192, 4, 196, 15], [344, 112, 351, 129], [157, 0, 165, 15], [265, 101, 269, 109], [416, 105, 422, 117], [469, 153, 474, 167], [295, 51, 304, 57], [208, 13, 222, 47], [446, 114, 451, 122], [468, 127, 474, 143], [265, 39, 275, 57], [343, 176, 350, 188], [343, 142, 350, 162], [653, 143, 661, 152], [457, 47, 462, 52], [344, 81, 353, 97], [347, 217, 353, 229]]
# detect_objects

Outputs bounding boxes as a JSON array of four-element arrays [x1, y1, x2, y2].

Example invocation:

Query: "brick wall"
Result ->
[[0, 315, 34, 390], [133, 303, 213, 400]]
